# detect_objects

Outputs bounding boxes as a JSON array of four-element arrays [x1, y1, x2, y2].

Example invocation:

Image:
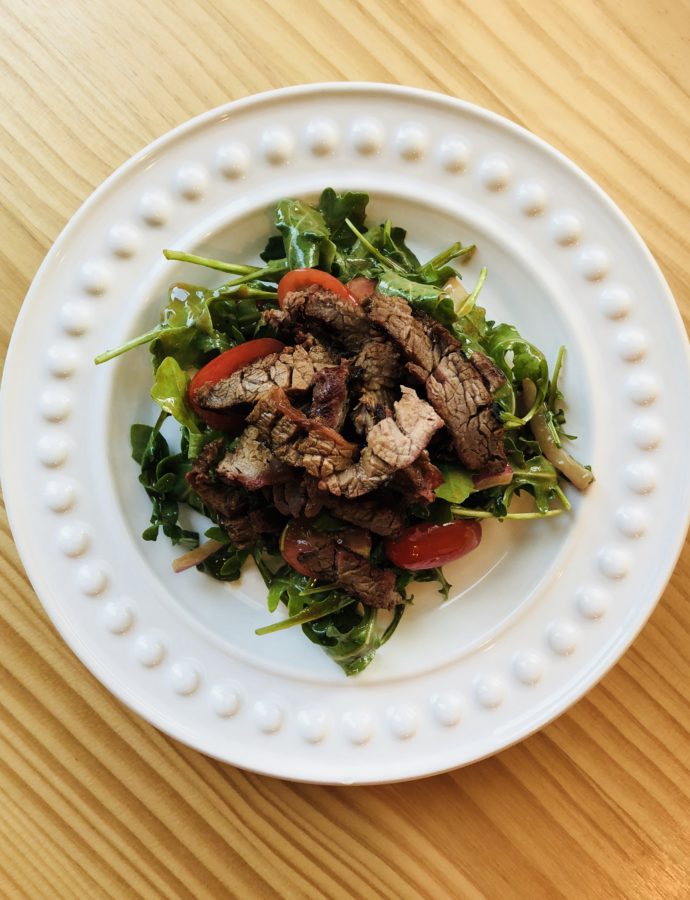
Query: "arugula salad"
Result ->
[[96, 188, 593, 675]]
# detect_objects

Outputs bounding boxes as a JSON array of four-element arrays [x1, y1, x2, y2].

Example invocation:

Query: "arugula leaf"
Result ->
[[130, 416, 199, 547], [317, 188, 369, 250], [303, 604, 405, 676], [484, 323, 549, 424], [275, 199, 336, 270], [434, 465, 475, 504], [259, 234, 286, 263], [150, 357, 200, 436], [394, 566, 452, 601], [96, 284, 228, 368], [197, 543, 250, 581], [381, 220, 422, 270], [503, 455, 569, 514]]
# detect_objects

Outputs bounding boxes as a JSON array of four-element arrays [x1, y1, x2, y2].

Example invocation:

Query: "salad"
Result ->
[[95, 188, 593, 675]]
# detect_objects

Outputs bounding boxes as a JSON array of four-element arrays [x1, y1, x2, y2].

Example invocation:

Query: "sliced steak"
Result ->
[[302, 477, 404, 536], [248, 387, 359, 479], [424, 323, 507, 473], [350, 340, 401, 435], [367, 292, 435, 373], [216, 426, 291, 491], [186, 439, 246, 520], [334, 548, 402, 609], [309, 363, 349, 431], [280, 285, 376, 351], [391, 450, 444, 504], [272, 480, 308, 518], [292, 524, 403, 610], [321, 386, 443, 498], [186, 440, 278, 548], [367, 292, 507, 473], [195, 335, 335, 411]]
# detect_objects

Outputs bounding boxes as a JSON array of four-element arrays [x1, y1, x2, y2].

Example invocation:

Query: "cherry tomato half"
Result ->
[[188, 337, 284, 432], [277, 268, 353, 307], [384, 520, 482, 571]]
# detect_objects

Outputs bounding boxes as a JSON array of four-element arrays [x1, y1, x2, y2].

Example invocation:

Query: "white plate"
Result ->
[[2, 84, 688, 784]]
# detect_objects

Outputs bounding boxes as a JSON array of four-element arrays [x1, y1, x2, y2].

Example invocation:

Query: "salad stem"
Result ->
[[344, 218, 405, 273], [424, 242, 476, 269], [450, 507, 565, 520], [94, 326, 161, 364], [163, 249, 259, 275], [256, 594, 356, 635]]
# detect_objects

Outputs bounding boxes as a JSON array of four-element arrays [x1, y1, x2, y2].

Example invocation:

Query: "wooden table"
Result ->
[[1, 1, 688, 897]]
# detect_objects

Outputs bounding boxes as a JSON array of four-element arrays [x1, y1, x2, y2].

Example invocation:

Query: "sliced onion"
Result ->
[[443, 275, 469, 316], [522, 379, 594, 491], [172, 538, 224, 573]]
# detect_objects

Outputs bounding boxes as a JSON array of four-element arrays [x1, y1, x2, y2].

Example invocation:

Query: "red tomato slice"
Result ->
[[384, 520, 482, 571], [277, 268, 353, 307], [188, 337, 284, 432]]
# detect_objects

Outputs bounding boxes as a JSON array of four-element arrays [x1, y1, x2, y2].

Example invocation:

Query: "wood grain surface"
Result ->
[[1, 1, 689, 897]]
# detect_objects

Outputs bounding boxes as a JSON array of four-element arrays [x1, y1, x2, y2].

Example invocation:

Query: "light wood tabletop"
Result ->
[[1, 1, 689, 897]]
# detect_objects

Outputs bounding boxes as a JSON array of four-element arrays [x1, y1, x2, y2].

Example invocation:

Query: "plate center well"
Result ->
[[104, 190, 592, 683]]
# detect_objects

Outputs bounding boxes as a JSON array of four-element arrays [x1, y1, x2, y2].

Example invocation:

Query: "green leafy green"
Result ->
[[434, 465, 475, 504], [95, 185, 592, 676], [303, 604, 405, 676], [483, 323, 549, 426], [275, 199, 336, 270], [130, 416, 199, 546], [197, 543, 250, 580], [96, 284, 228, 368], [150, 357, 200, 435], [503, 456, 570, 514], [317, 188, 368, 250]]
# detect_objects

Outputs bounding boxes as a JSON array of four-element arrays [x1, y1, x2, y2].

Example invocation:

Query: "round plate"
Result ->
[[2, 84, 688, 784]]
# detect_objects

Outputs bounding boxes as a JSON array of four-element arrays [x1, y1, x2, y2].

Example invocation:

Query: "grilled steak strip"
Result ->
[[391, 450, 444, 504], [186, 440, 281, 548], [293, 525, 403, 610], [350, 340, 401, 435], [280, 285, 376, 351], [272, 480, 308, 519], [216, 426, 291, 491], [321, 386, 443, 498], [194, 335, 335, 411], [367, 293, 508, 473], [248, 387, 358, 479], [302, 477, 404, 536], [309, 363, 350, 431]]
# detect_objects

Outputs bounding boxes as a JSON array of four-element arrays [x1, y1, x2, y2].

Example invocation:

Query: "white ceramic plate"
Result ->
[[2, 84, 688, 784]]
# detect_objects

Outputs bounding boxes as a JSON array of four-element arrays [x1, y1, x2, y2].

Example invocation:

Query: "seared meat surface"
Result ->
[[186, 440, 282, 548], [216, 426, 291, 490], [309, 363, 350, 431], [367, 292, 507, 473], [291, 525, 403, 610], [248, 387, 358, 479], [195, 335, 335, 411], [279, 285, 376, 351], [184, 280, 509, 596], [321, 387, 443, 498], [350, 339, 401, 435]]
